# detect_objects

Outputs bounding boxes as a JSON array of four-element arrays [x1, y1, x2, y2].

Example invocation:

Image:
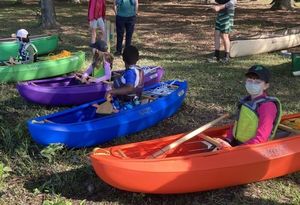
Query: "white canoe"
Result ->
[[230, 26, 300, 58]]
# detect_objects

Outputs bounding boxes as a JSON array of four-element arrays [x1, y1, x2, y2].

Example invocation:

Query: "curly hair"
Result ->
[[122, 46, 139, 65]]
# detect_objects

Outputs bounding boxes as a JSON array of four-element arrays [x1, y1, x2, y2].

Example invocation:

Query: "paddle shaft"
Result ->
[[200, 135, 223, 148], [149, 113, 229, 158], [278, 124, 300, 134]]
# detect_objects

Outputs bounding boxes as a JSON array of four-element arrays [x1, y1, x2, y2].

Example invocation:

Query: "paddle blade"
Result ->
[[96, 101, 114, 114]]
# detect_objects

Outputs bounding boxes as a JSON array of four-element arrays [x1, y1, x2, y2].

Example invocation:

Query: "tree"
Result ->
[[40, 0, 57, 28], [17, 0, 24, 3], [271, 0, 295, 10]]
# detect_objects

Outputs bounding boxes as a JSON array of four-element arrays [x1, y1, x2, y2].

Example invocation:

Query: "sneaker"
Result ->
[[114, 51, 122, 56], [207, 56, 219, 63], [220, 57, 230, 64]]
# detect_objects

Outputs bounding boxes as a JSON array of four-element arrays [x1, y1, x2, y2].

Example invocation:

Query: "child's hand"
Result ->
[[105, 92, 113, 101], [81, 77, 88, 83], [9, 57, 15, 64], [213, 5, 224, 12], [214, 138, 232, 149], [92, 104, 99, 108]]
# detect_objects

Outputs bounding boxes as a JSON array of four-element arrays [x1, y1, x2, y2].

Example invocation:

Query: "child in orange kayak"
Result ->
[[216, 65, 282, 148], [76, 40, 113, 84]]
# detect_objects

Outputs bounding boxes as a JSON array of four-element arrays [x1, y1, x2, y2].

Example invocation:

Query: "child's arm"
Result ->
[[213, 0, 235, 12], [82, 63, 94, 77], [89, 60, 112, 83], [108, 85, 136, 96], [113, 0, 117, 15], [23, 45, 36, 64], [225, 0, 236, 10], [213, 4, 225, 12], [135, 0, 139, 15]]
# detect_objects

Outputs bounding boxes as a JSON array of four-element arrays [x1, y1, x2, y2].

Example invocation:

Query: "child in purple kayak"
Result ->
[[76, 39, 113, 84]]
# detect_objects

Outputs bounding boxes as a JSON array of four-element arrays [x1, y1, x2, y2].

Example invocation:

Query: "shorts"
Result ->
[[90, 18, 105, 30], [215, 12, 234, 33]]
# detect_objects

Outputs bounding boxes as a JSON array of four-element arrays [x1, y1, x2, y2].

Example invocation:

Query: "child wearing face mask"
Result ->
[[215, 65, 282, 148]]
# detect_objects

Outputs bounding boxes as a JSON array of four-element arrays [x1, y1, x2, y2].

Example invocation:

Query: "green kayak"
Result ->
[[0, 51, 85, 83], [0, 34, 59, 61]]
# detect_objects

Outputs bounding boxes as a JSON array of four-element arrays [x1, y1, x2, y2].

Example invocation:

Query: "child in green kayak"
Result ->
[[9, 29, 38, 64]]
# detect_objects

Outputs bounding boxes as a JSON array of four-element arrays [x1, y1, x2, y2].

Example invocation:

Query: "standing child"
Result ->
[[9, 29, 37, 64], [113, 0, 138, 56], [76, 40, 113, 83], [207, 0, 236, 63], [216, 65, 282, 148], [88, 0, 106, 48]]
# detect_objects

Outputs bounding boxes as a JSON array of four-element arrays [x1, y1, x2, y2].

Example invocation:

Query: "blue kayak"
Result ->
[[27, 80, 188, 148]]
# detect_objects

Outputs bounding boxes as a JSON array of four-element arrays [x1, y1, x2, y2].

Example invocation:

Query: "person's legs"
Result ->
[[115, 16, 125, 55], [207, 29, 221, 63], [220, 12, 234, 63], [97, 18, 106, 41], [207, 13, 222, 63], [221, 33, 230, 53], [214, 29, 221, 59], [221, 32, 230, 61], [90, 20, 98, 53], [124, 16, 136, 48], [90, 20, 97, 43]]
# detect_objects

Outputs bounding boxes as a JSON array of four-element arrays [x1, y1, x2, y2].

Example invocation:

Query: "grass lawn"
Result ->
[[0, 0, 300, 204]]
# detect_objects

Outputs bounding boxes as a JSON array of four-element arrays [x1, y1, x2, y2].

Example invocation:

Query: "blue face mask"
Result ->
[[245, 81, 263, 96]]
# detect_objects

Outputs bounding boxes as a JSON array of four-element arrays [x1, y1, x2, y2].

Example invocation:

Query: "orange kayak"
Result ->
[[90, 113, 300, 194]]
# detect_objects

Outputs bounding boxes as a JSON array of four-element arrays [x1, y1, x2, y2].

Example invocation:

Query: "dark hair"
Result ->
[[215, 0, 230, 4], [122, 46, 139, 65], [18, 36, 30, 43]]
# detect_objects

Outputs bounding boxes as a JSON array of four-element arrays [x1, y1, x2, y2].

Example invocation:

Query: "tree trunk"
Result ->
[[40, 0, 57, 28], [271, 0, 294, 10]]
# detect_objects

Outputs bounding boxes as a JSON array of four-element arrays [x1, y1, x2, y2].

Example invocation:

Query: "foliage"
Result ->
[[0, 162, 12, 191], [40, 144, 65, 163], [42, 197, 73, 205]]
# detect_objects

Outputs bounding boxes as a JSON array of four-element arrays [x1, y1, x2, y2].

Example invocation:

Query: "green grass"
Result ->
[[0, 0, 300, 204]]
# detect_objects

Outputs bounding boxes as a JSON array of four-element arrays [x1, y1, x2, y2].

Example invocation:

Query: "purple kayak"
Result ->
[[17, 66, 165, 106]]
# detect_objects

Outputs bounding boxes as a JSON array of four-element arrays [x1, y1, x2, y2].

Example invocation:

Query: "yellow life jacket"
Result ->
[[233, 96, 282, 143]]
